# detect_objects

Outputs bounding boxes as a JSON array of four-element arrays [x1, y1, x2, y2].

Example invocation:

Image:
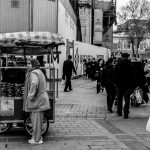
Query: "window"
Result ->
[[140, 42, 147, 51], [124, 41, 127, 49], [113, 43, 118, 50], [127, 42, 131, 49], [11, 0, 19, 8], [117, 42, 121, 50]]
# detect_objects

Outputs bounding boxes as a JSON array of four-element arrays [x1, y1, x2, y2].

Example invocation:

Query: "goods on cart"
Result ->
[[0, 56, 26, 97], [0, 83, 24, 97]]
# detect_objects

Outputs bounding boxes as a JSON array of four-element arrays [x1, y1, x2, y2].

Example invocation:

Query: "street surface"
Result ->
[[0, 77, 150, 150]]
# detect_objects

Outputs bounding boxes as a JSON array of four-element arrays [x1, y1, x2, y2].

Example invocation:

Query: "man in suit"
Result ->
[[63, 55, 77, 92]]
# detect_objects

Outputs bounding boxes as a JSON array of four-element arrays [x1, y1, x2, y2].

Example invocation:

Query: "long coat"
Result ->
[[115, 59, 136, 89], [101, 64, 115, 87], [23, 69, 50, 112], [63, 59, 76, 76]]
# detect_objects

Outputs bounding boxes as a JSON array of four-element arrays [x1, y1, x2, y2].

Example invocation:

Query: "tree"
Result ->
[[117, 0, 150, 57]]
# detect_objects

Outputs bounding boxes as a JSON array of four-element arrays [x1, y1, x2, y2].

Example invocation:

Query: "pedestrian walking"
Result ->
[[91, 58, 97, 81], [131, 58, 149, 104], [115, 53, 136, 118], [96, 58, 105, 93], [23, 58, 50, 144], [101, 58, 116, 113], [63, 55, 77, 92], [86, 58, 92, 79]]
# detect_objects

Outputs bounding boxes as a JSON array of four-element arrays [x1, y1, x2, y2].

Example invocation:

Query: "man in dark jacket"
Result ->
[[115, 53, 135, 118], [101, 58, 116, 113], [63, 55, 77, 92]]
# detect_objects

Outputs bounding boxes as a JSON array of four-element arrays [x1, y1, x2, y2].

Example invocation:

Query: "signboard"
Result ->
[[93, 9, 103, 44], [103, 26, 113, 49], [0, 98, 14, 116]]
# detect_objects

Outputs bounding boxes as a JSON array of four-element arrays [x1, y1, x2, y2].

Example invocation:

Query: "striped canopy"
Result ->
[[0, 32, 64, 55]]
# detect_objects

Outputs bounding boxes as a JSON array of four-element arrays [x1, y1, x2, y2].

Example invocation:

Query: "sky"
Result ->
[[116, 0, 129, 12], [114, 0, 130, 28], [116, 0, 150, 25], [117, 0, 150, 12]]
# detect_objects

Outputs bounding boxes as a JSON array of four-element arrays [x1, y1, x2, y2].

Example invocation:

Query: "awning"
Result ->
[[0, 32, 65, 55]]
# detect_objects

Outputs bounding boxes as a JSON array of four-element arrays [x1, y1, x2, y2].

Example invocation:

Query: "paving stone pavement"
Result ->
[[1, 77, 150, 150]]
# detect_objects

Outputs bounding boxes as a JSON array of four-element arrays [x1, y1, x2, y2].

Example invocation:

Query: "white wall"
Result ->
[[33, 0, 57, 33], [58, 1, 77, 41], [53, 39, 110, 78], [74, 41, 110, 76]]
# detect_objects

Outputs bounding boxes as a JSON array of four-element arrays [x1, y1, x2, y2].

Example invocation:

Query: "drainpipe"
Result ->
[[91, 0, 94, 45], [56, 0, 58, 34], [29, 0, 33, 31]]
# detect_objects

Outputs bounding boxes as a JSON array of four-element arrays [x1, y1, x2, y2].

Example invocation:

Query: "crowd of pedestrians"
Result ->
[[80, 53, 150, 119]]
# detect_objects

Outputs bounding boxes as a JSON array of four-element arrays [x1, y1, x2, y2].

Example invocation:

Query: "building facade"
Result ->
[[77, 0, 116, 55], [113, 32, 150, 59], [0, 0, 77, 41], [78, 0, 92, 44], [0, 0, 29, 33]]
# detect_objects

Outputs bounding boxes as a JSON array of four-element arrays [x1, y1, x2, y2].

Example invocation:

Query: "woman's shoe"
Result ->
[[37, 137, 43, 144], [38, 139, 43, 144], [28, 138, 43, 144], [28, 139, 37, 144]]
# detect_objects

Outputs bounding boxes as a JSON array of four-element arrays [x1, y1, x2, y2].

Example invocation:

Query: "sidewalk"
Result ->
[[0, 77, 150, 150]]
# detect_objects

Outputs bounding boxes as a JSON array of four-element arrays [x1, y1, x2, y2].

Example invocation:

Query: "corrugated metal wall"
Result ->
[[0, 0, 29, 33], [0, 0, 58, 33], [33, 0, 57, 33]]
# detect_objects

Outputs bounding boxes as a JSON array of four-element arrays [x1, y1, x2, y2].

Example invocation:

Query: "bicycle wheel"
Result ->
[[0, 123, 11, 133], [24, 116, 49, 136]]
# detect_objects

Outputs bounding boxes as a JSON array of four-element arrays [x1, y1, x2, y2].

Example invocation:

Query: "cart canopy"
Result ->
[[0, 32, 64, 55]]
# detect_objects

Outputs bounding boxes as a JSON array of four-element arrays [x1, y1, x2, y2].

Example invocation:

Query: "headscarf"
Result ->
[[23, 58, 40, 110], [25, 58, 40, 90], [28, 58, 40, 71]]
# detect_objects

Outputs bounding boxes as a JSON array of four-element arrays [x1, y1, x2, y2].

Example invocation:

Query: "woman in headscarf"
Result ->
[[23, 58, 50, 144]]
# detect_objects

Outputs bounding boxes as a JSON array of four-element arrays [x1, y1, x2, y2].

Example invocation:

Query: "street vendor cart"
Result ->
[[0, 32, 64, 135]]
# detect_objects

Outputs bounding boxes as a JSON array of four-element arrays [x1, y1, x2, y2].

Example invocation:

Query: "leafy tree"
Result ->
[[117, 0, 150, 57]]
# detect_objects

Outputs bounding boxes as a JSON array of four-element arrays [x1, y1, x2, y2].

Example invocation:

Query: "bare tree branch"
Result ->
[[116, 0, 150, 57]]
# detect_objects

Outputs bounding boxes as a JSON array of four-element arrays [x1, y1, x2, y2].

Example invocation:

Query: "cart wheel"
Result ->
[[24, 116, 49, 136], [0, 123, 12, 133]]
